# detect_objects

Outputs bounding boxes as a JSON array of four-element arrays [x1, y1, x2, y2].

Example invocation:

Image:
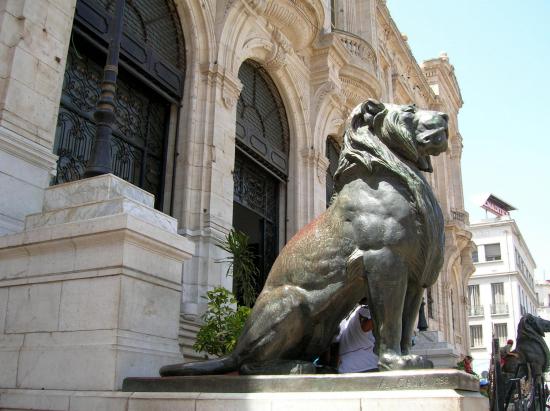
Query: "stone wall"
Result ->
[[0, 0, 75, 234]]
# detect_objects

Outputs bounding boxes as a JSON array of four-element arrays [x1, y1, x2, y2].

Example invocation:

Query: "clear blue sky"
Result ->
[[387, 1, 550, 280]]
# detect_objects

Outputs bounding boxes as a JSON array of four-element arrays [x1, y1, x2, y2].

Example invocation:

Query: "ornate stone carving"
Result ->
[[264, 25, 293, 71], [263, 0, 323, 50], [335, 30, 377, 67], [222, 73, 243, 109], [340, 76, 379, 108], [312, 80, 343, 116]]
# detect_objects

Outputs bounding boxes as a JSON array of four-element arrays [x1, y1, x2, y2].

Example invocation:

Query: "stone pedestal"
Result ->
[[0, 174, 194, 391], [411, 330, 460, 368], [0, 370, 488, 410]]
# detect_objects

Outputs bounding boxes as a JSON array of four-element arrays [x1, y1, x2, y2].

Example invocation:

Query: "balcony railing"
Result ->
[[468, 305, 484, 317], [332, 29, 377, 73], [491, 303, 509, 315], [448, 208, 469, 225]]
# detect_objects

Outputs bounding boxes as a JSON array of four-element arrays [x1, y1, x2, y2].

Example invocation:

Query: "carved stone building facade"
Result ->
[[0, 0, 473, 367]]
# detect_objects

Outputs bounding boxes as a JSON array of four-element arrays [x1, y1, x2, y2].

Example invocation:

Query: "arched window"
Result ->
[[53, 0, 185, 209], [235, 60, 289, 178], [233, 60, 289, 301]]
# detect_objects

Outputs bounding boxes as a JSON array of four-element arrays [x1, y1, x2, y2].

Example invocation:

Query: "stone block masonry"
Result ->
[[0, 174, 194, 390]]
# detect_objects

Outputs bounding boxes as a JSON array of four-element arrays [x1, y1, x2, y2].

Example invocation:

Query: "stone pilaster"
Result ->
[[0, 0, 76, 234]]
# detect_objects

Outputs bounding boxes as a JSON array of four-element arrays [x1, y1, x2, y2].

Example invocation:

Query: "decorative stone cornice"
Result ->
[[333, 29, 377, 71], [263, 0, 324, 51], [263, 25, 293, 71], [376, 2, 435, 105], [312, 79, 344, 117], [300, 146, 330, 183], [0, 126, 58, 174], [243, 0, 268, 14], [199, 63, 243, 109], [422, 55, 464, 111], [340, 75, 380, 107], [222, 73, 243, 108], [449, 133, 463, 160]]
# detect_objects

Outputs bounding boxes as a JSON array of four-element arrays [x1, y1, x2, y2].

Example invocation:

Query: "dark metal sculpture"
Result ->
[[502, 314, 550, 379], [498, 314, 550, 410], [161, 99, 448, 376], [502, 314, 550, 378]]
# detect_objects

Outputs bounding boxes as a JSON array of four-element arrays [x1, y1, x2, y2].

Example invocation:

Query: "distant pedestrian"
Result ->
[[499, 339, 514, 366], [463, 355, 474, 374]]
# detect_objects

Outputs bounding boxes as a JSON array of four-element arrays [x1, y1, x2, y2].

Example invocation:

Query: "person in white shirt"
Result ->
[[336, 305, 379, 373]]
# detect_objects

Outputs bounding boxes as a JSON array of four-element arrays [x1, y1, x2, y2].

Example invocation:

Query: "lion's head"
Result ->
[[519, 314, 550, 338], [346, 99, 449, 174]]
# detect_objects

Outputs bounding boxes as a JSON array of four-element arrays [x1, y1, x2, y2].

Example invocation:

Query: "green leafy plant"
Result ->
[[193, 287, 251, 357], [216, 229, 259, 308], [193, 229, 258, 357]]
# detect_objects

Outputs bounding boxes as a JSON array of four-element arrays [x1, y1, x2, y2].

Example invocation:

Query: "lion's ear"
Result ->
[[352, 99, 386, 131], [364, 99, 385, 116]]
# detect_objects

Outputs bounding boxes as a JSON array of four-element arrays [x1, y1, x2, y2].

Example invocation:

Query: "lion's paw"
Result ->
[[379, 353, 434, 371]]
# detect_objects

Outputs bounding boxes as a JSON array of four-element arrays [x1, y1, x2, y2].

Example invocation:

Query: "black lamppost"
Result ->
[[84, 0, 126, 177]]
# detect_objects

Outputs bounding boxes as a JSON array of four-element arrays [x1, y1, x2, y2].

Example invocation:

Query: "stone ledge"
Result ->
[[26, 197, 177, 232], [0, 266, 183, 291], [0, 386, 489, 411], [43, 174, 155, 211], [0, 213, 193, 261], [122, 369, 479, 393], [0, 125, 58, 173]]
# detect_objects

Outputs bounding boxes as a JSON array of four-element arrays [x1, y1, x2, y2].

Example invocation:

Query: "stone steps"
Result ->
[[178, 314, 211, 362], [411, 330, 460, 368]]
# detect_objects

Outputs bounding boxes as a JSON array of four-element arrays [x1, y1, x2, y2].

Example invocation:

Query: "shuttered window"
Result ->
[[494, 323, 508, 346], [470, 325, 483, 347], [485, 243, 501, 261]]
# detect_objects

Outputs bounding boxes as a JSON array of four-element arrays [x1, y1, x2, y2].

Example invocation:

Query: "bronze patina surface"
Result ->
[[502, 314, 550, 378], [160, 99, 449, 376]]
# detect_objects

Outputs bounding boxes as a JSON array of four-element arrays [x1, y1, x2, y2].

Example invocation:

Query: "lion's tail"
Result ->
[[159, 355, 238, 376]]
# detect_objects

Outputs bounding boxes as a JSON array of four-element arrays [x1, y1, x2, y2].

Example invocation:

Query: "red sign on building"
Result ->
[[481, 194, 516, 217]]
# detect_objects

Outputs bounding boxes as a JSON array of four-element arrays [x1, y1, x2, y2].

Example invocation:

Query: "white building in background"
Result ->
[[536, 281, 550, 367], [467, 194, 538, 375]]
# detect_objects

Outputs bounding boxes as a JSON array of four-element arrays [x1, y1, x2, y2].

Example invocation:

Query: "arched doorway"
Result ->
[[233, 60, 289, 301], [53, 0, 185, 210]]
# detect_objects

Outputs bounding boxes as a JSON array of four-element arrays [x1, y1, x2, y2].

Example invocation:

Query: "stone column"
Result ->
[[176, 64, 240, 320], [0, 174, 194, 390], [0, 0, 76, 234]]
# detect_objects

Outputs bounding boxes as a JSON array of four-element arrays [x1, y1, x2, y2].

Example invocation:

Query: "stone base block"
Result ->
[[0, 386, 489, 411], [122, 369, 479, 393], [0, 175, 195, 391], [13, 330, 183, 391]]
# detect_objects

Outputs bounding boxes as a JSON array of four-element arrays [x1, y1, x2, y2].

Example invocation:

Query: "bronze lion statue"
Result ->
[[160, 99, 448, 376]]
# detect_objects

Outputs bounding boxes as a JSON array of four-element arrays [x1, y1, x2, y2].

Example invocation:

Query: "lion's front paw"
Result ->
[[379, 353, 434, 371]]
